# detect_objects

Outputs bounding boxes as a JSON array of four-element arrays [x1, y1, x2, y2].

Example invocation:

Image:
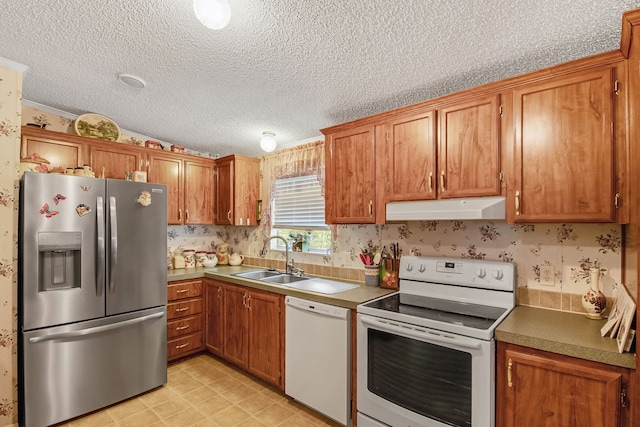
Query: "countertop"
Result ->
[[495, 306, 636, 369], [167, 266, 396, 310]]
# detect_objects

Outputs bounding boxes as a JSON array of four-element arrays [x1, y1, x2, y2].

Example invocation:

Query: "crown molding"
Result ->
[[0, 57, 29, 74]]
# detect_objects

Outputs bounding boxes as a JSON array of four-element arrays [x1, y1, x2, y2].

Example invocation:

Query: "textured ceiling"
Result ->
[[1, 0, 639, 157]]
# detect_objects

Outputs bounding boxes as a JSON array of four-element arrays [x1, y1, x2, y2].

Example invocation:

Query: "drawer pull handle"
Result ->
[[175, 307, 189, 312], [176, 289, 189, 293], [176, 325, 190, 331], [176, 343, 190, 349]]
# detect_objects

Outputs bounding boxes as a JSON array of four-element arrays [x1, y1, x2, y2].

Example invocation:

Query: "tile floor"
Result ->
[[58, 354, 342, 427]]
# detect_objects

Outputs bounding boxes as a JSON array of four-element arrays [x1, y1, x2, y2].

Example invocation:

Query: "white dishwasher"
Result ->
[[285, 296, 351, 426]]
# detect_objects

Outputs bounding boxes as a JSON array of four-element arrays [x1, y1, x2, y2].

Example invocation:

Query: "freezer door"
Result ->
[[20, 306, 167, 427], [105, 180, 168, 315], [20, 172, 106, 330]]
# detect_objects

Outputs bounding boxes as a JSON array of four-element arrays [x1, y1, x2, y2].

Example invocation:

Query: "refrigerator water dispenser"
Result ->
[[38, 231, 82, 291]]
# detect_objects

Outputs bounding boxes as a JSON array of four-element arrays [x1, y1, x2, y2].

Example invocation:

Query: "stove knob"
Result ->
[[406, 263, 414, 272], [492, 269, 504, 280], [418, 264, 426, 273], [476, 268, 486, 278]]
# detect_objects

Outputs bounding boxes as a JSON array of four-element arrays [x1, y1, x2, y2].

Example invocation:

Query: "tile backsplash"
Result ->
[[168, 221, 629, 314]]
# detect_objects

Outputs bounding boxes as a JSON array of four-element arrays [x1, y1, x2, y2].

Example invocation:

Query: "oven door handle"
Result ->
[[360, 315, 483, 350]]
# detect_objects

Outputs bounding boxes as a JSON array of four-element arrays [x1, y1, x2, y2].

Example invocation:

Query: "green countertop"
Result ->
[[495, 306, 636, 369], [167, 265, 396, 310]]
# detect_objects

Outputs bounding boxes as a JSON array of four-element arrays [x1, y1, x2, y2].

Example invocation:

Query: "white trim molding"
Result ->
[[0, 57, 29, 74]]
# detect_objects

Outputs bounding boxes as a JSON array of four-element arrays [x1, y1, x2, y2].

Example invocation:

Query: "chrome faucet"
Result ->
[[262, 236, 291, 274]]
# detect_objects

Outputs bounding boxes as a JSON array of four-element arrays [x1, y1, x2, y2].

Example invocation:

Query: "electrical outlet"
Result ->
[[344, 251, 351, 265], [540, 265, 555, 287]]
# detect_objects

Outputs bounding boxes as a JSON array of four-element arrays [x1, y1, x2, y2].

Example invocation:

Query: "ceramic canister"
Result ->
[[195, 251, 207, 267], [183, 249, 196, 268]]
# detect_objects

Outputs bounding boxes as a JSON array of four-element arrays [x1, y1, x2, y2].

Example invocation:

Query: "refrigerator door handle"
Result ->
[[28, 311, 165, 343], [109, 196, 118, 294], [96, 196, 105, 297]]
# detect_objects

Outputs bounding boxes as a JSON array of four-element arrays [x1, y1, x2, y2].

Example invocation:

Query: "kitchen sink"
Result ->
[[232, 269, 359, 294], [232, 270, 283, 280], [261, 274, 310, 285]]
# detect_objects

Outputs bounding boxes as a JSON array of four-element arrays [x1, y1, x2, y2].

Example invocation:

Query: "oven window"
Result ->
[[367, 329, 472, 427]]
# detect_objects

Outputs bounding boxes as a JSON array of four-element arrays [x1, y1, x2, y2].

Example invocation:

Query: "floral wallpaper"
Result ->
[[0, 65, 22, 426], [168, 221, 627, 314]]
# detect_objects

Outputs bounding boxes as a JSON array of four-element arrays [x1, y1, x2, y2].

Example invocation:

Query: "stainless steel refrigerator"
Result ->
[[19, 171, 168, 427]]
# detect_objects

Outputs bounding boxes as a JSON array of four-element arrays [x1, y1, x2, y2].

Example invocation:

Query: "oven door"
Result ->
[[357, 313, 494, 427]]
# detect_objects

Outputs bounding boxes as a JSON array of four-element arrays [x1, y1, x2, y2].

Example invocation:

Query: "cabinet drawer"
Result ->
[[168, 280, 202, 301], [167, 332, 203, 360], [167, 299, 203, 320], [167, 315, 203, 339]]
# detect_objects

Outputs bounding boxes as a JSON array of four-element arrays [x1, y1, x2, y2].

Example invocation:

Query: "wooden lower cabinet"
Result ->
[[167, 279, 204, 362], [246, 287, 283, 386], [222, 283, 284, 389], [204, 279, 224, 356], [497, 342, 634, 427], [222, 283, 249, 367], [210, 281, 284, 389]]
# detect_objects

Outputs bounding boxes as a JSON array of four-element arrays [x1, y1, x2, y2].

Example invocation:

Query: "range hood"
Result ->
[[385, 197, 506, 221]]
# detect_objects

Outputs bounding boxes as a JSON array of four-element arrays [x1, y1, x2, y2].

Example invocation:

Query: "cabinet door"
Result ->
[[214, 158, 233, 225], [326, 125, 376, 223], [438, 95, 501, 198], [234, 157, 260, 226], [222, 284, 248, 369], [498, 344, 628, 427], [511, 67, 616, 222], [247, 289, 282, 388], [21, 129, 87, 170], [148, 153, 183, 225], [89, 143, 145, 180], [184, 159, 214, 224], [386, 110, 437, 201], [204, 280, 224, 356]]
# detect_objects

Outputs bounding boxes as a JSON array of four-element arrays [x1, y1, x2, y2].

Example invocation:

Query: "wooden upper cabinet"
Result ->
[[497, 343, 632, 427], [148, 153, 213, 225], [324, 124, 377, 224], [184, 159, 214, 224], [214, 157, 233, 225], [438, 94, 502, 198], [384, 110, 437, 202], [214, 155, 260, 226], [148, 152, 183, 225], [21, 127, 87, 170], [88, 142, 146, 180], [510, 66, 618, 222]]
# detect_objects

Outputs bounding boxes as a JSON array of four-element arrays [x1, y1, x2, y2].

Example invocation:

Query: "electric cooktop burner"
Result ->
[[364, 293, 508, 331]]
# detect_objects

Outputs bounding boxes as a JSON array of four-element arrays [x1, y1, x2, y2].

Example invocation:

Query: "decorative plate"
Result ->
[[73, 113, 121, 142]]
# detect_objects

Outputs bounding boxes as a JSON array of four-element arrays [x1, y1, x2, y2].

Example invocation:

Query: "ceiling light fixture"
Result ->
[[260, 132, 277, 153], [193, 0, 231, 30], [118, 73, 146, 88]]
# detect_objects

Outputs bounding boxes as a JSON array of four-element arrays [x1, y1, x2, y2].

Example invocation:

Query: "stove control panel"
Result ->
[[436, 261, 463, 274], [400, 256, 515, 292]]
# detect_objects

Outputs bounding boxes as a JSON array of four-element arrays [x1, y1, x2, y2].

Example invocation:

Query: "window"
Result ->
[[271, 175, 331, 253]]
